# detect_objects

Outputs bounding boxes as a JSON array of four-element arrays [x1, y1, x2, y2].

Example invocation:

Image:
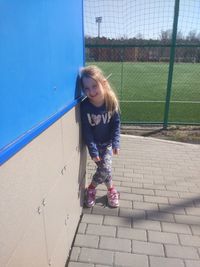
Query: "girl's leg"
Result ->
[[100, 145, 119, 207], [95, 144, 119, 207], [87, 144, 119, 208], [85, 152, 102, 208], [88, 182, 97, 189], [93, 144, 112, 187], [85, 156, 103, 208]]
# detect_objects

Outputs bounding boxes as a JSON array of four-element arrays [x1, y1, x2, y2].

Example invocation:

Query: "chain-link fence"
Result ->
[[84, 0, 200, 126]]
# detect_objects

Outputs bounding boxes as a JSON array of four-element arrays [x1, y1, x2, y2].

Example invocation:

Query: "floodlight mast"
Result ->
[[95, 16, 102, 38]]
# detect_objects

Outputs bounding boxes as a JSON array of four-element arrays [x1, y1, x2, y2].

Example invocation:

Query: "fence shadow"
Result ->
[[83, 193, 200, 226]]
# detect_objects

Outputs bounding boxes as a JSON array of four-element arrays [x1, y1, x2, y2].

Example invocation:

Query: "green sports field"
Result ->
[[87, 62, 200, 124]]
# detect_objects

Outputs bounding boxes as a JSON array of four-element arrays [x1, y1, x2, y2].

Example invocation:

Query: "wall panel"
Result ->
[[0, 106, 86, 267]]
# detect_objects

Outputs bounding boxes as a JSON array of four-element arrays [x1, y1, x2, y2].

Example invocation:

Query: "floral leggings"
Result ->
[[92, 143, 113, 188]]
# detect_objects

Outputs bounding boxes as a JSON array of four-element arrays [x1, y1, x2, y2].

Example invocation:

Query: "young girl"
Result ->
[[80, 65, 120, 208]]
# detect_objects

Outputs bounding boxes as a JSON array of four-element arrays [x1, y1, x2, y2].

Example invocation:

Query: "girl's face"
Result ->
[[82, 76, 105, 106]]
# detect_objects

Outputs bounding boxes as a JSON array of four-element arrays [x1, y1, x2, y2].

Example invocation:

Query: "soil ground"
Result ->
[[121, 125, 200, 145]]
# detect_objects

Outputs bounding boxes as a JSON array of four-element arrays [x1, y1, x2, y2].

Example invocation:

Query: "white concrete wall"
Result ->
[[0, 105, 86, 267]]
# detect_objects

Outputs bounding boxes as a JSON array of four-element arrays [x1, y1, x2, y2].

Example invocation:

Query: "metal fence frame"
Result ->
[[85, 0, 200, 127]]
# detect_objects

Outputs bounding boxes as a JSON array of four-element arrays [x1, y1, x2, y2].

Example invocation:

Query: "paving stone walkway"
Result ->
[[68, 135, 200, 267]]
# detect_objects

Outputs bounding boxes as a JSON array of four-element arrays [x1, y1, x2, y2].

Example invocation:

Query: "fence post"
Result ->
[[120, 47, 124, 101], [163, 0, 180, 129]]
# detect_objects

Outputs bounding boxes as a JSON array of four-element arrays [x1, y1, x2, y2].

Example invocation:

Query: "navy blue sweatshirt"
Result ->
[[81, 98, 120, 158]]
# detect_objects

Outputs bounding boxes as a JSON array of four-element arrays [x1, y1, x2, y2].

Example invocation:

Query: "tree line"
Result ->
[[85, 30, 200, 63]]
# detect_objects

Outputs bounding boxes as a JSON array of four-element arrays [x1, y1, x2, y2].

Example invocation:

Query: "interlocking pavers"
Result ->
[[161, 222, 192, 234], [99, 236, 131, 252], [92, 205, 119, 216], [191, 225, 200, 235], [117, 227, 147, 241], [165, 244, 199, 259], [132, 240, 165, 256], [77, 223, 87, 234], [103, 215, 132, 228], [81, 214, 103, 224], [149, 256, 185, 267], [86, 224, 116, 237], [67, 135, 200, 267], [158, 203, 186, 214], [78, 248, 114, 265], [118, 199, 132, 208], [69, 247, 81, 262], [144, 195, 169, 204], [148, 230, 179, 244], [133, 201, 159, 211], [174, 214, 200, 225], [120, 192, 144, 201], [74, 234, 99, 249], [185, 207, 200, 216], [185, 260, 200, 267], [133, 219, 162, 231], [179, 234, 200, 247], [147, 210, 175, 222], [68, 262, 94, 267], [115, 252, 148, 267], [119, 207, 146, 219]]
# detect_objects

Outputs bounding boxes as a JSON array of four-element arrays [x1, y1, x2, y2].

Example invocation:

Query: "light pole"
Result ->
[[95, 17, 102, 38]]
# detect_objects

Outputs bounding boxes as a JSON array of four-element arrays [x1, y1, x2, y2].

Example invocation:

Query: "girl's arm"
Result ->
[[110, 111, 120, 152], [81, 111, 99, 159]]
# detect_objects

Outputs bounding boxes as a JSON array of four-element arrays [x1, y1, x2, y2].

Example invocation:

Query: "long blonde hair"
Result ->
[[80, 65, 119, 113]]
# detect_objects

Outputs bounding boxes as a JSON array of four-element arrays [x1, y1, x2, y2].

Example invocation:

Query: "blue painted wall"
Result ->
[[0, 1, 84, 163]]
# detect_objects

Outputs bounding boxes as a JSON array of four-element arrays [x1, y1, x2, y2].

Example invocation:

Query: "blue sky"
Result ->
[[84, 0, 200, 39]]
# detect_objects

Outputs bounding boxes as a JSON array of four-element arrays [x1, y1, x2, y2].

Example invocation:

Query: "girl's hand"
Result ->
[[113, 148, 120, 155], [92, 156, 101, 162]]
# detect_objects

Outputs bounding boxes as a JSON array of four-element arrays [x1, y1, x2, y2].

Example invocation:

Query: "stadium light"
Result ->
[[95, 16, 102, 38]]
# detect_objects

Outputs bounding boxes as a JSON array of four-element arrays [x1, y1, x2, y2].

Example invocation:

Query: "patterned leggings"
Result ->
[[92, 143, 113, 188]]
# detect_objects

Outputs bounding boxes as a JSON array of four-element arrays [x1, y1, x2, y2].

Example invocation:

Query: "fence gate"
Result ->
[[84, 0, 200, 126]]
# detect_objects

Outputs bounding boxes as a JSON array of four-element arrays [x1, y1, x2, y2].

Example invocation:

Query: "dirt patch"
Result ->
[[121, 125, 200, 144]]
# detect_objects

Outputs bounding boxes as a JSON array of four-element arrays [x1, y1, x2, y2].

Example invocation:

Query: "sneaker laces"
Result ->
[[109, 189, 119, 200]]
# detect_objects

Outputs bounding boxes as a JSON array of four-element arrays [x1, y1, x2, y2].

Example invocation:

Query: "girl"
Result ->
[[80, 65, 120, 208]]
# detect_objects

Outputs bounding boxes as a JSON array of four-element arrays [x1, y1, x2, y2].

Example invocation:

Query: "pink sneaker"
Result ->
[[107, 188, 119, 208], [85, 188, 96, 208]]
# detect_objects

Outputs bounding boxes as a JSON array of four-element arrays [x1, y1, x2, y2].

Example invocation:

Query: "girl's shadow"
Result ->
[[95, 195, 108, 207]]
